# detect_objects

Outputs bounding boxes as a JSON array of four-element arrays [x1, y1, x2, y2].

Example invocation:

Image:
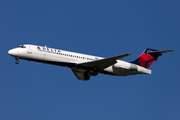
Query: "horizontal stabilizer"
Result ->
[[148, 49, 175, 54]]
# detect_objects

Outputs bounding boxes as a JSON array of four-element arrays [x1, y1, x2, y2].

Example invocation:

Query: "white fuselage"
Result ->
[[8, 44, 151, 77]]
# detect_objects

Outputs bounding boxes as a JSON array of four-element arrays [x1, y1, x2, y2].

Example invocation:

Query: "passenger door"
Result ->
[[27, 46, 32, 54]]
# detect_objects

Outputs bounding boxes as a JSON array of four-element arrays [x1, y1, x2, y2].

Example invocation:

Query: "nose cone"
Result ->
[[8, 49, 19, 56], [8, 49, 13, 55]]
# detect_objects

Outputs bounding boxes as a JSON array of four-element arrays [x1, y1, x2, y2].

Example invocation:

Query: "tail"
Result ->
[[130, 48, 175, 69]]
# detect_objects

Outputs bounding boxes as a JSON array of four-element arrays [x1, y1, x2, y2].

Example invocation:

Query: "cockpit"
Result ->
[[18, 45, 26, 48]]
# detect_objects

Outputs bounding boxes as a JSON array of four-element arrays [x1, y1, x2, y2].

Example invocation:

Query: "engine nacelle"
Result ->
[[113, 63, 138, 71], [129, 64, 138, 71]]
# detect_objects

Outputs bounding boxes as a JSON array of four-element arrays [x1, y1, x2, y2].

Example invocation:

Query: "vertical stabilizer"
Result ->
[[130, 48, 174, 68]]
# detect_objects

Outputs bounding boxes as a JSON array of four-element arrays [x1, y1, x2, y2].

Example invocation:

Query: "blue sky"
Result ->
[[1, 0, 180, 120]]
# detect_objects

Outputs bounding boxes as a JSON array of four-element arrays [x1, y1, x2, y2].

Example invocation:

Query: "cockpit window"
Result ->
[[18, 45, 26, 48]]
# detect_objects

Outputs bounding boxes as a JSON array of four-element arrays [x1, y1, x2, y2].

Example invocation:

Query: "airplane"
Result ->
[[8, 44, 175, 81]]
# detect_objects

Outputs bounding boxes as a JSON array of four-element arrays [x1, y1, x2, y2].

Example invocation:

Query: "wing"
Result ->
[[78, 53, 131, 71], [71, 53, 131, 81], [71, 68, 90, 81]]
